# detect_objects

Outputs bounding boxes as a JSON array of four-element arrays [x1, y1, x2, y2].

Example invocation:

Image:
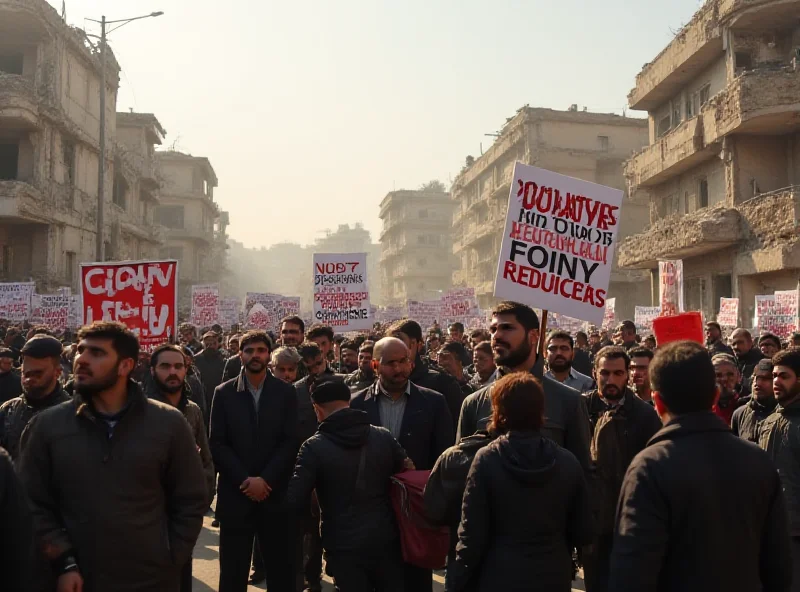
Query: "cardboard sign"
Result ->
[[659, 260, 684, 316], [0, 282, 35, 322], [190, 284, 220, 328], [717, 297, 739, 328], [493, 162, 623, 325], [244, 293, 301, 331], [30, 294, 70, 333], [81, 260, 178, 350], [313, 252, 371, 330], [652, 312, 704, 346], [634, 306, 661, 334]]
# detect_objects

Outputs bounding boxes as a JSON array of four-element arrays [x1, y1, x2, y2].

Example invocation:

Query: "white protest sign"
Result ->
[[493, 163, 622, 325], [634, 306, 661, 334], [0, 282, 35, 322], [218, 298, 241, 328], [31, 294, 70, 332], [190, 284, 220, 327], [717, 298, 739, 328], [602, 298, 616, 330], [313, 253, 371, 331], [407, 300, 442, 331], [440, 288, 480, 325], [659, 260, 684, 316]]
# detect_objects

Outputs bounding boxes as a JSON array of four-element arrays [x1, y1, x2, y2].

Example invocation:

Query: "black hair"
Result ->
[[594, 345, 631, 371], [474, 341, 493, 356], [240, 330, 274, 352], [388, 319, 423, 343], [439, 341, 467, 364], [306, 323, 334, 342], [280, 315, 305, 334], [297, 341, 322, 361], [78, 321, 139, 363], [547, 330, 574, 349], [341, 339, 359, 353], [492, 301, 540, 333], [448, 322, 465, 333], [650, 341, 716, 414], [149, 344, 186, 368], [772, 348, 800, 377], [629, 346, 654, 362]]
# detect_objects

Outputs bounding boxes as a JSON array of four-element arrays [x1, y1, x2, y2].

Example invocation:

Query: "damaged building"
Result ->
[[619, 0, 800, 326], [451, 106, 651, 318]]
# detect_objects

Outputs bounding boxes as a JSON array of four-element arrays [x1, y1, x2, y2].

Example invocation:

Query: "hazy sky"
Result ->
[[50, 0, 702, 249]]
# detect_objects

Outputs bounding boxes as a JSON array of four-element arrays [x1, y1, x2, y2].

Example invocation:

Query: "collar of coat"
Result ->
[[235, 368, 277, 393], [647, 411, 728, 446], [74, 378, 146, 420], [777, 398, 800, 415], [364, 379, 417, 401], [146, 379, 191, 411]]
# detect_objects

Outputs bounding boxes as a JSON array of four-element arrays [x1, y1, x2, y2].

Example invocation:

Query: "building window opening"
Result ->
[[698, 178, 709, 208], [0, 143, 19, 180], [0, 53, 23, 75]]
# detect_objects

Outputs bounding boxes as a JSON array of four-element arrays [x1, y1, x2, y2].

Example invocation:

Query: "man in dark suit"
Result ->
[[210, 330, 299, 592], [351, 337, 453, 592]]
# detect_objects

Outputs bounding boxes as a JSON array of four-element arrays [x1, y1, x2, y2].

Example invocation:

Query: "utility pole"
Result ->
[[96, 15, 106, 261]]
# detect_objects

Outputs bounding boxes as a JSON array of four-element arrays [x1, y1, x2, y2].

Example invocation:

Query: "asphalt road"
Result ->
[[192, 514, 586, 591]]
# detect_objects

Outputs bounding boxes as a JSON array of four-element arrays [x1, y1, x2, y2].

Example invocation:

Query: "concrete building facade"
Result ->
[[379, 189, 456, 304], [0, 0, 121, 291], [619, 0, 800, 326], [451, 106, 650, 316]]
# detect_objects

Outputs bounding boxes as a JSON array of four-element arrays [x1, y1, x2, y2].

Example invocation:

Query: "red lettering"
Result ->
[[503, 261, 518, 282]]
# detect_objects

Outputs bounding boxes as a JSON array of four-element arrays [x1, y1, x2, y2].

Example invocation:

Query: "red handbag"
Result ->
[[390, 470, 450, 570]]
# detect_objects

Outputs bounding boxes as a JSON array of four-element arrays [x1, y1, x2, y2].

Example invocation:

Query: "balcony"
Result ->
[[0, 74, 39, 131], [618, 204, 742, 269], [0, 180, 56, 223], [140, 157, 160, 189], [461, 217, 502, 250], [702, 68, 800, 145], [167, 227, 213, 244]]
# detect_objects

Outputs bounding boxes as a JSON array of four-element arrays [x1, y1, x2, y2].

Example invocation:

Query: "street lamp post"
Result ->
[[87, 11, 163, 261]]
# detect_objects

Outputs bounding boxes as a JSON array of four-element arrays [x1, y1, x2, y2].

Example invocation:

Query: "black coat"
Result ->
[[351, 381, 453, 471], [736, 347, 765, 395], [209, 370, 298, 524], [221, 355, 241, 384], [609, 412, 791, 592], [0, 384, 71, 460], [0, 446, 33, 592], [445, 432, 593, 592], [0, 370, 22, 404], [194, 348, 226, 414], [572, 348, 593, 377], [731, 396, 777, 443], [411, 356, 465, 436], [294, 367, 345, 446], [286, 408, 407, 554]]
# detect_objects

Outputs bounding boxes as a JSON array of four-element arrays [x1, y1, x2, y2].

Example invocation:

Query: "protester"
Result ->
[[758, 347, 800, 585], [609, 341, 791, 592], [0, 446, 33, 591], [194, 331, 227, 426], [350, 337, 453, 592], [711, 354, 744, 426], [222, 334, 244, 383], [544, 330, 594, 393], [19, 321, 208, 592], [180, 322, 204, 354], [0, 347, 22, 403], [271, 345, 301, 384], [228, 334, 240, 356], [582, 346, 661, 592], [468, 341, 496, 390], [0, 335, 70, 460], [614, 320, 638, 352], [425, 332, 442, 362], [468, 328, 490, 348], [758, 332, 782, 359], [570, 330, 593, 376], [732, 359, 776, 443], [447, 323, 472, 365], [209, 330, 298, 591], [340, 339, 359, 374], [287, 379, 411, 592], [731, 328, 765, 394], [306, 324, 335, 360], [437, 341, 475, 397], [705, 321, 734, 357], [643, 334, 657, 351], [345, 341, 376, 393], [457, 302, 591, 475], [147, 343, 216, 592], [628, 346, 654, 404], [446, 373, 593, 592]]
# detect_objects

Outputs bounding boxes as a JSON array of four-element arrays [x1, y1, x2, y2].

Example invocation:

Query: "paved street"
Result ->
[[192, 514, 585, 591]]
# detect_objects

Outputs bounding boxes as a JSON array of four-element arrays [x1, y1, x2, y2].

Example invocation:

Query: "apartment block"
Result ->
[[379, 189, 456, 304], [619, 0, 800, 326], [451, 106, 650, 315]]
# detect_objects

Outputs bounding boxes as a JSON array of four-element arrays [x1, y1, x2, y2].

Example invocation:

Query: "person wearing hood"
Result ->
[[582, 346, 661, 592], [0, 335, 70, 461], [732, 359, 777, 443], [446, 372, 593, 592], [287, 378, 412, 592], [0, 347, 22, 404], [147, 343, 215, 592]]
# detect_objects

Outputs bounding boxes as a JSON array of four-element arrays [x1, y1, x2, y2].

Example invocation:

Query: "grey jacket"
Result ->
[[759, 398, 800, 536]]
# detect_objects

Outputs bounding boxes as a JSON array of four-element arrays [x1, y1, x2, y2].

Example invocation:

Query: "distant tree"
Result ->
[[420, 180, 447, 193]]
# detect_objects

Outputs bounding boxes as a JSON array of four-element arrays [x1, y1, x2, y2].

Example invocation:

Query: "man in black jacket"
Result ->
[[0, 446, 33, 591], [731, 328, 765, 395], [732, 359, 777, 443], [288, 379, 410, 592], [0, 335, 70, 460], [351, 337, 453, 592], [0, 348, 22, 403], [345, 341, 376, 394], [194, 331, 227, 425], [210, 330, 299, 592], [583, 346, 661, 592], [387, 319, 464, 435], [609, 341, 791, 592]]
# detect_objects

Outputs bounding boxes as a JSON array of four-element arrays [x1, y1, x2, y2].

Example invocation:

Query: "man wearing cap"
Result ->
[[732, 359, 777, 443], [0, 335, 70, 460], [194, 331, 227, 426], [0, 347, 22, 404], [287, 378, 411, 592], [705, 322, 734, 358]]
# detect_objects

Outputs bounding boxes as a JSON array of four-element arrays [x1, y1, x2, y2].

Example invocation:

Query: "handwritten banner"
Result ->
[[218, 298, 241, 328], [659, 260, 684, 316], [602, 298, 616, 331], [0, 282, 35, 322], [756, 290, 799, 339], [313, 252, 371, 330], [244, 293, 301, 331], [717, 297, 739, 328], [407, 300, 442, 331], [190, 284, 220, 328], [634, 306, 661, 334], [30, 294, 70, 333]]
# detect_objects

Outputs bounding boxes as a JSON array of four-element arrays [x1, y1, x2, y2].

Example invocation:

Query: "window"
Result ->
[[685, 94, 695, 119], [417, 234, 426, 245], [699, 84, 710, 107], [62, 139, 76, 185], [698, 177, 709, 208], [0, 144, 18, 180], [0, 53, 23, 75], [712, 275, 732, 316], [65, 251, 76, 284], [112, 174, 128, 210], [672, 100, 682, 127], [156, 205, 185, 229], [657, 114, 672, 138], [1, 245, 10, 274], [598, 136, 609, 151], [418, 209, 429, 219], [683, 191, 690, 214], [735, 52, 753, 70]]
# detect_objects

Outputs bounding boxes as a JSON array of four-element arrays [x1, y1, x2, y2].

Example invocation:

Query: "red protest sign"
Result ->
[[652, 312, 704, 346], [81, 260, 178, 350]]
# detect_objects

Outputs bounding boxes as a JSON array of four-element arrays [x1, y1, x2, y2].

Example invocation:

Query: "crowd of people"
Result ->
[[0, 304, 797, 591]]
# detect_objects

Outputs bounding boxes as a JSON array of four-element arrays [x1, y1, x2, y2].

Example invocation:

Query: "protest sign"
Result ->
[[407, 300, 442, 331], [312, 253, 371, 330], [190, 284, 220, 328], [68, 295, 82, 329], [440, 288, 480, 325], [755, 295, 776, 328], [244, 293, 301, 331], [634, 306, 661, 334], [245, 303, 271, 330], [493, 162, 623, 325], [767, 290, 798, 339], [219, 298, 241, 328], [0, 282, 34, 322], [658, 260, 684, 316], [717, 298, 739, 328], [653, 312, 704, 346], [81, 259, 178, 350], [30, 294, 70, 333], [601, 298, 616, 330], [550, 313, 589, 335]]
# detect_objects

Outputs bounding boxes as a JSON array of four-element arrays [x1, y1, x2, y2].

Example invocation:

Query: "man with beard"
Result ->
[[147, 343, 215, 592], [386, 319, 463, 436], [351, 337, 452, 592], [732, 359, 777, 443], [572, 330, 594, 376], [759, 348, 800, 585], [544, 330, 594, 393], [180, 323, 204, 355], [339, 340, 359, 375], [345, 342, 376, 393], [457, 301, 591, 475], [210, 330, 298, 592], [18, 321, 207, 592], [629, 347, 655, 404], [582, 346, 661, 592], [468, 341, 496, 390], [0, 335, 70, 460], [705, 321, 734, 357], [711, 354, 745, 426], [0, 348, 22, 403], [194, 331, 227, 427], [758, 332, 782, 359], [271, 346, 301, 384], [731, 328, 764, 394], [436, 341, 474, 398], [616, 320, 639, 352]]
